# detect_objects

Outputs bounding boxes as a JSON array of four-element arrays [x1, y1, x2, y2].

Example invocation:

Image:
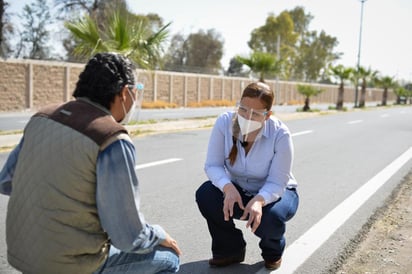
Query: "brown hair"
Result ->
[[228, 82, 274, 165]]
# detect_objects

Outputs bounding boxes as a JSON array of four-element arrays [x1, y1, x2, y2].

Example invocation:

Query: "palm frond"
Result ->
[[64, 10, 170, 69], [64, 16, 107, 57], [106, 11, 130, 51]]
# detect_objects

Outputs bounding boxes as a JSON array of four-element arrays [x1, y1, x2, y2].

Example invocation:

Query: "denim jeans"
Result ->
[[195, 180, 299, 261], [93, 245, 180, 274]]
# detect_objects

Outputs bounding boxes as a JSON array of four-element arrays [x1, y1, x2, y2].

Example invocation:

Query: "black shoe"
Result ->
[[208, 248, 246, 267]]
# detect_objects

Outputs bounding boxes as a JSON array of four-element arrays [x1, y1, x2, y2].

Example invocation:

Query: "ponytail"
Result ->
[[228, 116, 240, 165], [228, 136, 238, 165]]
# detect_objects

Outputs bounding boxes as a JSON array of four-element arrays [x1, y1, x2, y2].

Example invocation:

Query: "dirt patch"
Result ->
[[333, 172, 412, 273]]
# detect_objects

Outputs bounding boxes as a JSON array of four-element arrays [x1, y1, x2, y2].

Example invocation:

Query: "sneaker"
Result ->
[[264, 257, 282, 270], [208, 248, 246, 267]]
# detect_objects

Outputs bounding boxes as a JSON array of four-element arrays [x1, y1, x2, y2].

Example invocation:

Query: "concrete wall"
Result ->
[[0, 59, 395, 112]]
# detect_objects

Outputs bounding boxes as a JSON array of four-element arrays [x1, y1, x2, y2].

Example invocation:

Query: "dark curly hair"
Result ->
[[73, 52, 136, 110]]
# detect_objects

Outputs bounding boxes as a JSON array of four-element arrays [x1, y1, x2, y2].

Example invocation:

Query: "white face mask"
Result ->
[[120, 90, 137, 125], [237, 115, 263, 136]]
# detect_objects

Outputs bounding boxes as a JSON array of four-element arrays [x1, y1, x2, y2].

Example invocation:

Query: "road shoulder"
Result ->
[[334, 171, 412, 273]]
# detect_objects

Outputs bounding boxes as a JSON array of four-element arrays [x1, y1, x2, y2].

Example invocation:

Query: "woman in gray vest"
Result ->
[[0, 52, 181, 274]]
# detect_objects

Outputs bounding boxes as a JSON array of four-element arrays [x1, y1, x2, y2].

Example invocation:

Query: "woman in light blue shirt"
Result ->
[[195, 82, 299, 271]]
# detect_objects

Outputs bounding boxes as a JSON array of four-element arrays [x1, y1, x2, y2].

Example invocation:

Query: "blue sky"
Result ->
[[8, 0, 412, 81]]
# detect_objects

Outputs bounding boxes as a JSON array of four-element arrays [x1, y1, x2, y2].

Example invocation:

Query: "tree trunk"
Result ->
[[303, 96, 310, 111], [0, 0, 4, 52], [336, 83, 344, 110], [359, 84, 366, 108], [381, 88, 388, 106]]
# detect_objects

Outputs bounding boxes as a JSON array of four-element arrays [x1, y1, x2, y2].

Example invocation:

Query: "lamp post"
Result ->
[[354, 0, 367, 108], [275, 34, 280, 105]]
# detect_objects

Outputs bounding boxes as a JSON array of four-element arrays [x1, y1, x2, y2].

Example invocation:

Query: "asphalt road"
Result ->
[[0, 106, 411, 273]]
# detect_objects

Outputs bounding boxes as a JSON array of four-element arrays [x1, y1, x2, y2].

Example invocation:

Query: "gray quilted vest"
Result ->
[[6, 98, 127, 274]]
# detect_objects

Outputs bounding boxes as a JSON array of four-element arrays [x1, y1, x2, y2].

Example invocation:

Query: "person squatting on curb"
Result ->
[[196, 81, 299, 270], [0, 52, 181, 274]]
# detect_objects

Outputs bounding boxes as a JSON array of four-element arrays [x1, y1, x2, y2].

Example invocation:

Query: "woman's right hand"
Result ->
[[222, 183, 244, 221], [160, 232, 182, 256]]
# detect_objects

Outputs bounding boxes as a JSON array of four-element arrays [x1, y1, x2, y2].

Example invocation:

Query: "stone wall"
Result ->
[[0, 59, 85, 111], [0, 59, 395, 112]]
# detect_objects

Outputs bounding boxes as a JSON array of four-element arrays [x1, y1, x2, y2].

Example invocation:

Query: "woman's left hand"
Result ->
[[240, 195, 265, 233]]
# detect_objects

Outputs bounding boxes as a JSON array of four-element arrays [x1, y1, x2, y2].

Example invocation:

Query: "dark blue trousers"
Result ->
[[195, 181, 299, 261]]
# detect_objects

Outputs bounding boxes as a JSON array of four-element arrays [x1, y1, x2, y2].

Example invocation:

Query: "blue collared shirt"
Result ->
[[204, 111, 297, 204], [0, 137, 166, 253]]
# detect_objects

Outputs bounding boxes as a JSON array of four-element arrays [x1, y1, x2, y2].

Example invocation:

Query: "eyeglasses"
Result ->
[[237, 104, 268, 120]]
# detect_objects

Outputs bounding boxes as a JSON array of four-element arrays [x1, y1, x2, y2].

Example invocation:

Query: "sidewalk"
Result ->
[[0, 111, 325, 149], [0, 134, 23, 148]]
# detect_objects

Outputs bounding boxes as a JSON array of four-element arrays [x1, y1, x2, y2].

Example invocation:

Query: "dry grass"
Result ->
[[142, 101, 178, 109], [0, 145, 16, 153], [283, 100, 304, 105], [141, 100, 236, 109], [187, 100, 236, 108], [139, 99, 308, 109], [0, 130, 23, 135]]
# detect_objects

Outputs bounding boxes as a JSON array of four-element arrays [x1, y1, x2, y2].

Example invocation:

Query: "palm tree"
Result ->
[[330, 65, 353, 110], [236, 51, 282, 82], [394, 86, 408, 104], [64, 10, 170, 69], [357, 66, 378, 108], [375, 76, 397, 106], [297, 84, 324, 111]]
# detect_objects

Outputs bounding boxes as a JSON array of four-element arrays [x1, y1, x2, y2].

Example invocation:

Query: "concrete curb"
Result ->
[[0, 134, 23, 148]]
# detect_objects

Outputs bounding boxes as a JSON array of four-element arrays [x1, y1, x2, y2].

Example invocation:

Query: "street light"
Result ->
[[354, 0, 367, 108]]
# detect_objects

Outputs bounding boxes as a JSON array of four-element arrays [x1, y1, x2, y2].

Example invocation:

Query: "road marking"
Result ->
[[347, 120, 363, 124], [257, 146, 412, 274], [291, 130, 313, 137], [135, 158, 183, 170], [380, 114, 389, 118]]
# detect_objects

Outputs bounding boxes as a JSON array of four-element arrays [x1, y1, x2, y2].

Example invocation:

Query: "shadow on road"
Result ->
[[178, 260, 265, 273]]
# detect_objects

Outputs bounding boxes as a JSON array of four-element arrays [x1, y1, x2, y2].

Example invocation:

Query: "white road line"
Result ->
[[135, 158, 183, 170], [257, 146, 412, 274], [380, 114, 389, 118], [291, 130, 313, 137], [347, 120, 363, 124]]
